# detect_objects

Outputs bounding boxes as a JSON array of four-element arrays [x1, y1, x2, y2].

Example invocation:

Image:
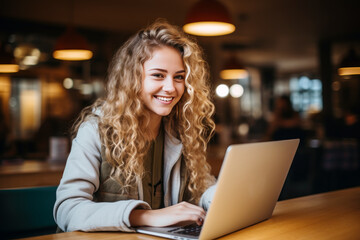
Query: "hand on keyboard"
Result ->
[[130, 201, 206, 227]]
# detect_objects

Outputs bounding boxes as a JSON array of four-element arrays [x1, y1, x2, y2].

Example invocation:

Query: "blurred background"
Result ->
[[1, 0, 360, 200]]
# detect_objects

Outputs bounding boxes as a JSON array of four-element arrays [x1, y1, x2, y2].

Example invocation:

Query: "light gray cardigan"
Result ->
[[53, 119, 215, 232]]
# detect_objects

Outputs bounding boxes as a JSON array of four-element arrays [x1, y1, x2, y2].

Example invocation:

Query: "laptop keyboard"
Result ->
[[168, 224, 202, 236]]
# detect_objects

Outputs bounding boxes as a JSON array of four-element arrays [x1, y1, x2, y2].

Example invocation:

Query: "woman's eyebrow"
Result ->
[[149, 68, 167, 72], [149, 68, 185, 74]]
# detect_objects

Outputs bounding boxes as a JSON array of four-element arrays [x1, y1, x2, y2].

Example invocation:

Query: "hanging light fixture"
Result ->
[[183, 0, 235, 36], [338, 48, 360, 76], [0, 43, 19, 73], [53, 0, 93, 61], [220, 56, 248, 79], [53, 26, 93, 61]]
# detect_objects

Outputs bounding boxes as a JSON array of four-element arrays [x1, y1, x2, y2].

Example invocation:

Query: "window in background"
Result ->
[[238, 69, 262, 119], [289, 76, 323, 115], [10, 79, 41, 140]]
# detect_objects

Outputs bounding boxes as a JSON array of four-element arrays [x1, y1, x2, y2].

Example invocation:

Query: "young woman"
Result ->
[[54, 19, 216, 232]]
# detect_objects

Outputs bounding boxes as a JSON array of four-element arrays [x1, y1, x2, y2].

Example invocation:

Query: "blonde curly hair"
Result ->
[[73, 19, 215, 203]]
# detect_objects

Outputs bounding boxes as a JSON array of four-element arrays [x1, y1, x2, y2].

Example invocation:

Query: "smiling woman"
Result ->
[[141, 46, 185, 133], [54, 19, 217, 233]]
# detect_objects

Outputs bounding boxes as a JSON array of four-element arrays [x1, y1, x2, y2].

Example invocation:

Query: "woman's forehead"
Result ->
[[143, 46, 184, 70]]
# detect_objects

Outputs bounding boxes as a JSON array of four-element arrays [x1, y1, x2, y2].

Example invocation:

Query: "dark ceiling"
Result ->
[[1, 0, 360, 76]]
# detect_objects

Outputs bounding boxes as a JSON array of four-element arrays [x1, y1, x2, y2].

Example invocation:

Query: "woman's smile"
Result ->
[[154, 95, 175, 104]]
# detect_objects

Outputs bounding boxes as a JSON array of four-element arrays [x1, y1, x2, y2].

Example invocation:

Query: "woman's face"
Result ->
[[141, 46, 185, 119]]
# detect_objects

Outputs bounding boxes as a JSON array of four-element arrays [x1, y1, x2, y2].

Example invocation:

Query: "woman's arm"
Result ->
[[53, 120, 150, 232], [130, 183, 217, 228]]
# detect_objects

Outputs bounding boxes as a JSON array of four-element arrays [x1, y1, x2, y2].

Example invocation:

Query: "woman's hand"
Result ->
[[129, 201, 206, 227]]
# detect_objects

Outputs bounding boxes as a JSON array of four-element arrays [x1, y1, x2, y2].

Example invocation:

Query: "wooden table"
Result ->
[[20, 187, 360, 240], [0, 160, 65, 189]]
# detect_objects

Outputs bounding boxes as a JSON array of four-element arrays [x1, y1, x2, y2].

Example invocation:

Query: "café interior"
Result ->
[[0, 0, 360, 238]]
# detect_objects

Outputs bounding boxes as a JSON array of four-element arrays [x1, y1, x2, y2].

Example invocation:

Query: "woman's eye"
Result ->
[[174, 75, 184, 80], [152, 73, 164, 79]]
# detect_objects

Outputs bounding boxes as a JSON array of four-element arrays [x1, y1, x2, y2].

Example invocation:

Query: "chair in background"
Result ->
[[0, 186, 58, 239]]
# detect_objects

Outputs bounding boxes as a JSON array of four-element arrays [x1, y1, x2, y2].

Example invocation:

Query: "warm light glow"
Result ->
[[63, 78, 74, 89], [45, 82, 64, 97], [14, 45, 41, 68], [338, 67, 360, 76], [20, 90, 41, 136], [0, 64, 19, 73], [216, 84, 229, 98], [238, 123, 249, 136], [80, 83, 93, 95], [220, 69, 248, 79], [22, 56, 39, 66], [53, 49, 93, 61], [183, 22, 235, 36], [230, 84, 244, 98]]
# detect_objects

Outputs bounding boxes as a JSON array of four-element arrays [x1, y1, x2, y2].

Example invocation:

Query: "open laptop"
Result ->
[[136, 139, 300, 240]]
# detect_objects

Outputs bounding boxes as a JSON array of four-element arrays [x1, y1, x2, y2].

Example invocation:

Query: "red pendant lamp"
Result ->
[[53, 26, 93, 61], [338, 48, 360, 76], [220, 56, 248, 79], [183, 0, 235, 36]]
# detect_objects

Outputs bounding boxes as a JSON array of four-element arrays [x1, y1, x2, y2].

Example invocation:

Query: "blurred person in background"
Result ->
[[266, 95, 305, 143]]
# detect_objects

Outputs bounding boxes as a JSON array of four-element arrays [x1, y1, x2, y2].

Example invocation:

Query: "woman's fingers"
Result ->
[[171, 202, 206, 224], [130, 202, 207, 227], [130, 201, 207, 227], [196, 216, 204, 226]]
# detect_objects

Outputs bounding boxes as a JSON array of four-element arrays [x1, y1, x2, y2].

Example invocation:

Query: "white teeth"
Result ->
[[156, 96, 173, 102]]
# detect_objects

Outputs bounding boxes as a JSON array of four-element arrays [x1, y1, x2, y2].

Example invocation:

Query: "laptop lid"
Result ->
[[136, 139, 300, 240], [199, 138, 299, 239]]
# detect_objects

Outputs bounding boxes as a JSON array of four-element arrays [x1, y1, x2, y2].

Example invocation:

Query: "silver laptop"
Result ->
[[136, 139, 300, 240]]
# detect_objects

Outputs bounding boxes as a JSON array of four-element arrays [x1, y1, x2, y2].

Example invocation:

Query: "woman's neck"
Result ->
[[148, 115, 162, 140]]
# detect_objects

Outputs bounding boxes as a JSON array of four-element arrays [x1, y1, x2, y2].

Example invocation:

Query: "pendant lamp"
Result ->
[[220, 56, 248, 79], [183, 0, 235, 36], [338, 48, 360, 76], [53, 26, 93, 61], [0, 43, 19, 73]]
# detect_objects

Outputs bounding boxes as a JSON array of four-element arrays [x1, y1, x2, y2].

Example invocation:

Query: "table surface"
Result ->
[[0, 160, 65, 189], [20, 186, 360, 240]]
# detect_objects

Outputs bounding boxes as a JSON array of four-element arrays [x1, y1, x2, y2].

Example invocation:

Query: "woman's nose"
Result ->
[[163, 77, 175, 92]]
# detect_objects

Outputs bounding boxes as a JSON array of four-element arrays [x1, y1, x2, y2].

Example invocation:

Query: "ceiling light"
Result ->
[[220, 56, 248, 79], [338, 67, 360, 76], [53, 27, 93, 61], [338, 48, 360, 76], [14, 44, 41, 69], [0, 43, 19, 73], [183, 0, 235, 36], [216, 84, 229, 98], [0, 64, 19, 73], [63, 78, 74, 89], [230, 84, 244, 98]]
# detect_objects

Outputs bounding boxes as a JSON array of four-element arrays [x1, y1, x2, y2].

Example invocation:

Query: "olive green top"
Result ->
[[142, 126, 164, 209]]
